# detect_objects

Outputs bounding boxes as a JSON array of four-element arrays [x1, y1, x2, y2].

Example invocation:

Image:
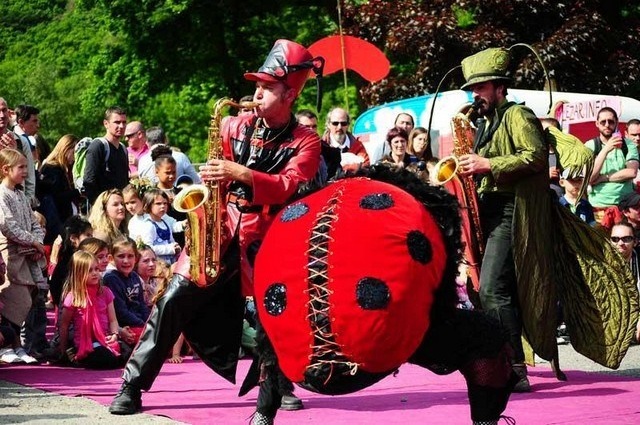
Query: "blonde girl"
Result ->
[[0, 148, 45, 364], [88, 189, 128, 245], [59, 251, 125, 369]]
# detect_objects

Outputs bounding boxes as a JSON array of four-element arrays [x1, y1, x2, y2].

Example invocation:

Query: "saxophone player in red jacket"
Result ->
[[109, 39, 322, 416]]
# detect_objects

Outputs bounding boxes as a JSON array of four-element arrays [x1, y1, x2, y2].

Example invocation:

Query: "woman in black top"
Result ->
[[37, 135, 82, 244]]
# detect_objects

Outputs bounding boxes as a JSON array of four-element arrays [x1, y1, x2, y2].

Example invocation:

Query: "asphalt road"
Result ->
[[0, 343, 638, 424]]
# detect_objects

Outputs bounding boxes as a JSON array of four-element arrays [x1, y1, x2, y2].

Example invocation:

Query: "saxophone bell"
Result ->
[[433, 156, 459, 185], [173, 184, 210, 213], [432, 100, 481, 186]]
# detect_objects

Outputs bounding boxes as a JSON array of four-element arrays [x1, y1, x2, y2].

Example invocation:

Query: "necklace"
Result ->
[[260, 116, 292, 144]]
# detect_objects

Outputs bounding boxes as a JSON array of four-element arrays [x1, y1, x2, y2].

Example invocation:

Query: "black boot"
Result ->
[[109, 382, 142, 415], [512, 364, 531, 393], [279, 392, 303, 411]]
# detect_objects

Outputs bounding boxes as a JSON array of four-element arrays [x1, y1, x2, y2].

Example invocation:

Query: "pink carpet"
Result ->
[[1, 358, 639, 424]]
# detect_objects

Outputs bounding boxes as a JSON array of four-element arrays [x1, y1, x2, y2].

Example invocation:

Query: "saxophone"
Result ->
[[172, 97, 260, 287], [433, 101, 484, 289]]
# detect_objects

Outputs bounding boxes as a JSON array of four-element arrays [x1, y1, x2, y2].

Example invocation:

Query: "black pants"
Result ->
[[478, 194, 524, 362], [122, 246, 244, 391], [79, 343, 128, 370], [21, 288, 49, 354], [253, 318, 294, 418]]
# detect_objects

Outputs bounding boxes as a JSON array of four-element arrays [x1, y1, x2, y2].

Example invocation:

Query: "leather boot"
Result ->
[[512, 363, 531, 393], [280, 392, 303, 411], [109, 382, 142, 415]]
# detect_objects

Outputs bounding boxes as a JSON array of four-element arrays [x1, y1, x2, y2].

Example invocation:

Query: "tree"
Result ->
[[341, 0, 640, 107]]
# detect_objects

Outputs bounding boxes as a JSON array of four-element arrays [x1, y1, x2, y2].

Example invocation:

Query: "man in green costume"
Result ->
[[457, 47, 639, 393]]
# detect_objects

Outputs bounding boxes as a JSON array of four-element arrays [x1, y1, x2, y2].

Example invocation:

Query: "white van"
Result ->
[[353, 89, 640, 162]]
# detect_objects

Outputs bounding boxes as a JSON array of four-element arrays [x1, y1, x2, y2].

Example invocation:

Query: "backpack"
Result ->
[[590, 136, 628, 158], [72, 137, 119, 193]]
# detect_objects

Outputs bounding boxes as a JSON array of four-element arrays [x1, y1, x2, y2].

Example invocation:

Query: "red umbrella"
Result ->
[[308, 35, 390, 83]]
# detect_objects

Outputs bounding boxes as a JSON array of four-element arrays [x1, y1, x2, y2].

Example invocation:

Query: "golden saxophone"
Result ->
[[172, 97, 260, 287], [433, 101, 484, 289]]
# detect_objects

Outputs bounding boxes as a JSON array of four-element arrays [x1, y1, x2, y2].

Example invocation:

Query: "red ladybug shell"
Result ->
[[254, 178, 447, 384]]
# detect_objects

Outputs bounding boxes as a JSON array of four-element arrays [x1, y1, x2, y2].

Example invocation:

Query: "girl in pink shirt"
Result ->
[[59, 251, 126, 369]]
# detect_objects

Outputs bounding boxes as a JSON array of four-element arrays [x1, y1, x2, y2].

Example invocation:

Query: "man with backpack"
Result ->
[[82, 107, 129, 205], [586, 106, 639, 218]]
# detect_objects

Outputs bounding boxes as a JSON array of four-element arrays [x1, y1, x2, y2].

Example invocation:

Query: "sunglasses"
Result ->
[[331, 121, 349, 127], [598, 119, 617, 126], [611, 236, 634, 243], [124, 131, 138, 138]]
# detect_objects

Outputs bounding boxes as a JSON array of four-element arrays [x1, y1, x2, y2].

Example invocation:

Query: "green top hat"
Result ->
[[461, 47, 511, 90]]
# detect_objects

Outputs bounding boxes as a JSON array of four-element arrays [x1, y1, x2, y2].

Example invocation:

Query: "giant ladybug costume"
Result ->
[[249, 166, 517, 425], [109, 39, 324, 416]]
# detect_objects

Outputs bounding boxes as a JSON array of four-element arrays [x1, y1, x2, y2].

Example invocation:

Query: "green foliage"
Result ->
[[344, 0, 640, 106], [142, 83, 218, 163], [451, 5, 478, 29], [0, 1, 67, 35], [3, 0, 639, 160], [0, 8, 112, 142], [296, 72, 362, 131]]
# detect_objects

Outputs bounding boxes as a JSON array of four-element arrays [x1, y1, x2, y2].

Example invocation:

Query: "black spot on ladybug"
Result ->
[[281, 202, 310, 222], [360, 193, 394, 210], [356, 277, 390, 310], [264, 283, 287, 316], [246, 240, 262, 267], [407, 230, 432, 264]]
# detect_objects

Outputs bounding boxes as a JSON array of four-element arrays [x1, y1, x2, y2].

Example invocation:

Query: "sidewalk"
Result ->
[[0, 380, 179, 424]]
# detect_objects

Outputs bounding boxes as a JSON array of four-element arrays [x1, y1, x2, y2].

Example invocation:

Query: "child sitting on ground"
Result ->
[[78, 237, 111, 273], [135, 244, 158, 307], [103, 237, 150, 347], [58, 251, 127, 369], [49, 216, 93, 307]]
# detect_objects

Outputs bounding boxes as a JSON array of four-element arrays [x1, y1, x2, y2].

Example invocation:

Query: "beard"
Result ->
[[333, 132, 347, 144]]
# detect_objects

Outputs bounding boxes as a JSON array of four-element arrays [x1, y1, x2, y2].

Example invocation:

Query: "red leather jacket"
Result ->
[[221, 114, 320, 295]]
